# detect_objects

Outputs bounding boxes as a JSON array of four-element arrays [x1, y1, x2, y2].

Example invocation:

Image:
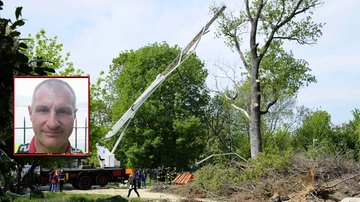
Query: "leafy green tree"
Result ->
[[350, 108, 360, 136], [201, 94, 250, 165], [338, 108, 360, 159], [261, 94, 310, 154], [85, 73, 109, 165], [0, 3, 84, 196], [96, 42, 209, 170], [293, 109, 332, 151], [326, 128, 358, 158], [23, 29, 83, 76], [211, 0, 323, 158], [0, 3, 55, 196]]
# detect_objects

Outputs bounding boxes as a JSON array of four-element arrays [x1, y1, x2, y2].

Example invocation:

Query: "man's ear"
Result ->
[[74, 108, 78, 119], [28, 105, 32, 117]]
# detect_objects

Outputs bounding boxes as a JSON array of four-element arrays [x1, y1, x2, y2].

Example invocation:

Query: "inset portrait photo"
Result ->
[[13, 76, 90, 157]]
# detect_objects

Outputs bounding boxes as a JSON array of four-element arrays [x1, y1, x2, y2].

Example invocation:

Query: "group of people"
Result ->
[[48, 169, 66, 192], [135, 169, 147, 189], [156, 166, 177, 186]]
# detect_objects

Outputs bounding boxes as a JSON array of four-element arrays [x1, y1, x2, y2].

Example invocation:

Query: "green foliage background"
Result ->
[[92, 42, 210, 170]]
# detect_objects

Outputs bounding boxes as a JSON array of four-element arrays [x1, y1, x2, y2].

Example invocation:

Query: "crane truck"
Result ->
[[36, 6, 226, 190]]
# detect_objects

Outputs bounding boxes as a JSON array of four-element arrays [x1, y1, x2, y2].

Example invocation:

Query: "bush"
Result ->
[[242, 150, 292, 182], [30, 189, 44, 199], [186, 150, 292, 198], [0, 195, 12, 202], [68, 195, 92, 202]]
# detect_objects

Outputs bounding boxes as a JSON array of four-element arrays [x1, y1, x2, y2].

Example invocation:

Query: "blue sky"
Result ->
[[2, 0, 359, 125]]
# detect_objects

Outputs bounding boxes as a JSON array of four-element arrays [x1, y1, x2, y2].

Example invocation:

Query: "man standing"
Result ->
[[141, 169, 146, 188], [160, 166, 166, 187], [171, 167, 177, 184], [16, 78, 82, 154], [127, 173, 140, 198], [166, 167, 172, 185], [136, 168, 142, 189], [48, 169, 54, 191], [58, 169, 65, 192]]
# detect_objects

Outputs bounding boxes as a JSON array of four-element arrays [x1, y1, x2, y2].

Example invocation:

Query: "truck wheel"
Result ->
[[71, 182, 79, 189], [78, 176, 92, 190], [96, 173, 109, 187]]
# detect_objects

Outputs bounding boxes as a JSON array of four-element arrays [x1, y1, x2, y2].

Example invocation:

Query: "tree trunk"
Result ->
[[0, 187, 5, 197], [249, 60, 262, 158]]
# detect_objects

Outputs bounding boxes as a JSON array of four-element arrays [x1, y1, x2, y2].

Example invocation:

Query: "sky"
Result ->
[[1, 0, 359, 125]]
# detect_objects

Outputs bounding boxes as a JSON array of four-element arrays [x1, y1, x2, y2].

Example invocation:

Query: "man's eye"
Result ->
[[38, 109, 48, 112], [58, 110, 71, 115]]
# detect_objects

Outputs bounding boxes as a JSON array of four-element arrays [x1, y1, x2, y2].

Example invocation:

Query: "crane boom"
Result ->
[[97, 6, 226, 168]]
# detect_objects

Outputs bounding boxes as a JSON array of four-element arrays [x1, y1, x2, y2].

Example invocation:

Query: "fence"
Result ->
[[15, 117, 88, 153]]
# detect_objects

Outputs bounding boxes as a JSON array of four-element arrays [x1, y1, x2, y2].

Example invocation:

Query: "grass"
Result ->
[[1, 178, 172, 202], [2, 192, 124, 202]]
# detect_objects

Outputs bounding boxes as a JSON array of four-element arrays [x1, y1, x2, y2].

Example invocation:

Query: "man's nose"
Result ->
[[46, 112, 60, 129]]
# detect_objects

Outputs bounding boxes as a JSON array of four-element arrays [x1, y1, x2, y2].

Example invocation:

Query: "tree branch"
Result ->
[[223, 94, 251, 120], [277, 0, 286, 25], [260, 98, 278, 114], [245, 0, 253, 23], [259, 0, 322, 59], [324, 173, 360, 189], [273, 36, 316, 45], [250, 0, 266, 59], [233, 36, 251, 73]]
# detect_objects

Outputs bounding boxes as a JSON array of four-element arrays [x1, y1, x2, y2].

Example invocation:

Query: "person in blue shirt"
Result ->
[[141, 169, 147, 188], [136, 169, 142, 188], [58, 169, 66, 192]]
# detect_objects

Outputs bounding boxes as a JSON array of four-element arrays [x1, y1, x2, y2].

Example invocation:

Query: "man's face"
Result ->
[[28, 85, 77, 153]]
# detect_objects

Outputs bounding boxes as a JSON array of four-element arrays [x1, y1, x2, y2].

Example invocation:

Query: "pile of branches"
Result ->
[[228, 152, 360, 201]]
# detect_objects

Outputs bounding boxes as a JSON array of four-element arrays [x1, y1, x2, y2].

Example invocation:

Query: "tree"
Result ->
[[202, 93, 251, 163], [96, 42, 210, 169], [0, 3, 84, 196], [0, 2, 55, 196], [23, 29, 83, 76], [293, 109, 332, 151], [211, 0, 324, 158], [262, 95, 310, 153]]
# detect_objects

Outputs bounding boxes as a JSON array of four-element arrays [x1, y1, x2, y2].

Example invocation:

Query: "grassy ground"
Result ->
[[1, 178, 174, 202], [2, 192, 136, 202]]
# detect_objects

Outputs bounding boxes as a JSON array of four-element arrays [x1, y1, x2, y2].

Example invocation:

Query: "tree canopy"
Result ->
[[24, 29, 83, 76], [92, 42, 210, 170]]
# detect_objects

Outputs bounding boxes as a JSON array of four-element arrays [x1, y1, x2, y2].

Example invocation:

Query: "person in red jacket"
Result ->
[[51, 171, 58, 192]]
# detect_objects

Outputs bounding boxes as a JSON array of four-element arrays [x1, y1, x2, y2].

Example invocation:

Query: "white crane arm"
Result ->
[[104, 74, 167, 139]]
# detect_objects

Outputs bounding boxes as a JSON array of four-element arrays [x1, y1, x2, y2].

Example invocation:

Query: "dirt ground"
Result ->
[[63, 185, 218, 202]]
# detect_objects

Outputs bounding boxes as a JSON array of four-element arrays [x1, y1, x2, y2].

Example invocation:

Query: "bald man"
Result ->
[[17, 78, 82, 154]]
